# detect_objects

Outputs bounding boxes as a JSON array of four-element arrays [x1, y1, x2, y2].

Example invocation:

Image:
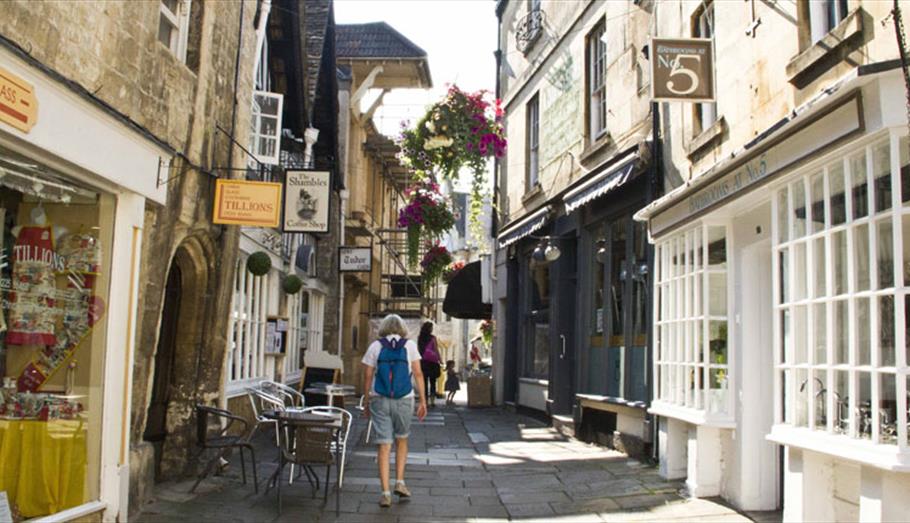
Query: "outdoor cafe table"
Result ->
[[303, 383, 356, 408], [261, 409, 342, 515]]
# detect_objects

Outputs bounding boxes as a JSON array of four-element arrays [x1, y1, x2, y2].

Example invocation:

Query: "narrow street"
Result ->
[[135, 396, 774, 522]]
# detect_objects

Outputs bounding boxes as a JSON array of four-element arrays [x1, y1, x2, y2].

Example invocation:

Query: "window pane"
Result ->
[[814, 303, 827, 364], [709, 273, 726, 316], [834, 300, 848, 364], [783, 369, 793, 423], [779, 248, 789, 304], [880, 295, 895, 367], [707, 227, 726, 268], [777, 189, 790, 243], [794, 241, 807, 300], [850, 152, 868, 219], [709, 320, 727, 365], [794, 305, 808, 364], [856, 298, 871, 366], [795, 368, 809, 427], [834, 371, 849, 434], [854, 223, 870, 292], [879, 373, 897, 445], [813, 369, 828, 430], [900, 136, 910, 203], [782, 309, 792, 363], [608, 220, 626, 346], [829, 162, 847, 226], [878, 219, 894, 289], [813, 237, 826, 297], [857, 372, 872, 439], [810, 171, 826, 233], [792, 179, 807, 238], [873, 142, 892, 213], [833, 230, 847, 295]]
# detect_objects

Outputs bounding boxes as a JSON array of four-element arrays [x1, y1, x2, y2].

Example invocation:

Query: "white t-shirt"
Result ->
[[361, 335, 421, 398]]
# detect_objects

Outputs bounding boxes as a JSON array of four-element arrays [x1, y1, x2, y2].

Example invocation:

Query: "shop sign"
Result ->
[[651, 38, 715, 102], [651, 92, 863, 237], [339, 246, 371, 272], [213, 179, 282, 227], [0, 65, 38, 133], [283, 170, 331, 233]]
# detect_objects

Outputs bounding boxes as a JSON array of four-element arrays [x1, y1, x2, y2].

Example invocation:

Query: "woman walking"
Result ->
[[417, 321, 441, 407], [361, 314, 427, 507]]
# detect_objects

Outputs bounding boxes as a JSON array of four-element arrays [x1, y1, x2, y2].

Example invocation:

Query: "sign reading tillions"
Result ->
[[213, 179, 282, 227], [651, 38, 715, 102], [0, 65, 38, 133]]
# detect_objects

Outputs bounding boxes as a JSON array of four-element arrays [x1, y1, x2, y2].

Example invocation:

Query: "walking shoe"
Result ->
[[394, 481, 411, 498], [379, 492, 392, 507]]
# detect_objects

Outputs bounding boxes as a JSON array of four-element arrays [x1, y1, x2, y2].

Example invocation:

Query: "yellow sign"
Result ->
[[0, 65, 38, 133], [213, 179, 282, 227]]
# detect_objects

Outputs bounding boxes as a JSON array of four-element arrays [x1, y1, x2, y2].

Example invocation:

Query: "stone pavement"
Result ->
[[135, 395, 777, 522]]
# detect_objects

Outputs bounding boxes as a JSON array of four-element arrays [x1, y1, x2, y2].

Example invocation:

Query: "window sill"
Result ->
[[685, 116, 727, 159], [786, 8, 863, 85], [648, 400, 735, 428], [519, 377, 549, 387], [579, 133, 614, 166], [768, 425, 910, 472], [521, 183, 544, 204], [577, 393, 648, 414]]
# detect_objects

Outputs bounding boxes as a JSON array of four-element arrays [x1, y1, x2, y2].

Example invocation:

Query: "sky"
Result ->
[[333, 0, 499, 139]]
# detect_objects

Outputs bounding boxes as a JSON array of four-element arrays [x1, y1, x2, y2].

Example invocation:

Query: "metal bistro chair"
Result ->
[[260, 380, 306, 408], [302, 406, 353, 487], [190, 405, 258, 494], [276, 419, 337, 514], [356, 395, 373, 444], [247, 387, 287, 446]]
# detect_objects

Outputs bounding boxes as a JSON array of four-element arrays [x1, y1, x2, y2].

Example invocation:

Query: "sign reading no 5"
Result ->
[[651, 38, 715, 102]]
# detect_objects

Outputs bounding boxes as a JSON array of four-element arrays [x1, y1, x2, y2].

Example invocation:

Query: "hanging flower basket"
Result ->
[[420, 242, 453, 289], [398, 180, 455, 267], [246, 251, 272, 276], [398, 85, 505, 244], [442, 260, 466, 283], [283, 274, 304, 295], [480, 319, 494, 347]]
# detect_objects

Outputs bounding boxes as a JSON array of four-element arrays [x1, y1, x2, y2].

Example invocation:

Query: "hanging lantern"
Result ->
[[246, 251, 272, 276], [283, 274, 304, 294]]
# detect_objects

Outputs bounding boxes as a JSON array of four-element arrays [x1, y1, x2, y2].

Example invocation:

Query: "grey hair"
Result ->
[[378, 314, 409, 338]]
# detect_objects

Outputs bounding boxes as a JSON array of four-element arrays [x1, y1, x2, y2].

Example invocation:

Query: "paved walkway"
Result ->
[[135, 395, 775, 522]]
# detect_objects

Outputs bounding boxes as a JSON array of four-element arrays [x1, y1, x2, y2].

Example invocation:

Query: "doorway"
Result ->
[[552, 238, 577, 414], [143, 261, 182, 481]]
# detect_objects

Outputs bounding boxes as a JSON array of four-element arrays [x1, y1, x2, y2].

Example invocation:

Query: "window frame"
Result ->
[[158, 0, 192, 62], [250, 91, 284, 166], [585, 19, 608, 142], [691, 0, 717, 137], [226, 254, 272, 395], [525, 93, 540, 192]]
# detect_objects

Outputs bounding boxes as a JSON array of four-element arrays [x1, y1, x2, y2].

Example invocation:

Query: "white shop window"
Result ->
[[284, 290, 303, 383], [226, 255, 271, 393], [307, 292, 325, 355], [653, 224, 731, 423], [773, 134, 910, 451], [158, 0, 191, 61], [250, 91, 284, 166]]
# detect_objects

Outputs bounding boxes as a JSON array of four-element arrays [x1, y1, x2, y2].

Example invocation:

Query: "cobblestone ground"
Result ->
[[136, 395, 777, 522]]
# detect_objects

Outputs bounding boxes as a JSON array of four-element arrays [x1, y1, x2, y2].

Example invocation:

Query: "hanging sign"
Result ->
[[213, 179, 282, 227], [651, 38, 715, 102], [0, 65, 38, 133], [339, 246, 371, 272], [284, 170, 331, 233]]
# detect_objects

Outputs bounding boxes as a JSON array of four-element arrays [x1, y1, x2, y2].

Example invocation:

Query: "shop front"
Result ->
[[0, 50, 165, 521], [638, 69, 910, 520]]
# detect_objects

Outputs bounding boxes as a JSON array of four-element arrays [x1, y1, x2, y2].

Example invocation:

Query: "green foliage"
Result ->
[[283, 274, 303, 295], [246, 251, 272, 276]]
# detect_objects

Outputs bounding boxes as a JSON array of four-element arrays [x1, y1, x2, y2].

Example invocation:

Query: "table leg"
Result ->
[[335, 428, 341, 515]]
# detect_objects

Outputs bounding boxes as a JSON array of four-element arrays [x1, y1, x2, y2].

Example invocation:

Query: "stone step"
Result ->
[[551, 414, 576, 438]]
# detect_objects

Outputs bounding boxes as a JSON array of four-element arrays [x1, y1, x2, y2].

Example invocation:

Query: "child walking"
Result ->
[[444, 360, 460, 406]]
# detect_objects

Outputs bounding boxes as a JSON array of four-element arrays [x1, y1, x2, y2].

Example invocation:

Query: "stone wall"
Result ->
[[1, 0, 260, 515]]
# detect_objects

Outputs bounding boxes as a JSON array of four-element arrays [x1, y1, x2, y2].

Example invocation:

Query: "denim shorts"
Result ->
[[369, 395, 415, 444]]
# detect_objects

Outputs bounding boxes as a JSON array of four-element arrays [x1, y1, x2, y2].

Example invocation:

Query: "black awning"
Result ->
[[442, 261, 492, 320]]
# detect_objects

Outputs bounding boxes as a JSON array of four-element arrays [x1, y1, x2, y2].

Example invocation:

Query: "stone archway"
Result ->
[[145, 236, 213, 479]]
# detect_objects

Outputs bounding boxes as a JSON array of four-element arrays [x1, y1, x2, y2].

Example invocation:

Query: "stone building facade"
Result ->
[[0, 0, 259, 520]]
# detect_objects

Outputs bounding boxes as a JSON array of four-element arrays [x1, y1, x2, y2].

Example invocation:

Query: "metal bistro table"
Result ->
[[261, 409, 343, 515], [304, 382, 356, 408]]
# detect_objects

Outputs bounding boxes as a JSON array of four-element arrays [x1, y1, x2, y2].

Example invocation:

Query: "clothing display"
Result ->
[[7, 225, 58, 346]]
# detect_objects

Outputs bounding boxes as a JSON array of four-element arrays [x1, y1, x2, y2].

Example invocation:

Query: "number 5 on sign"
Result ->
[[651, 38, 715, 103]]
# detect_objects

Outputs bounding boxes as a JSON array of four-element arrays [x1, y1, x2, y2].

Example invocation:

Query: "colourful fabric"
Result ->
[[8, 225, 58, 346], [57, 233, 101, 275], [0, 419, 87, 517]]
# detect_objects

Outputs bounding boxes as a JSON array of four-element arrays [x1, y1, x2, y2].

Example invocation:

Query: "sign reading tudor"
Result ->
[[338, 246, 371, 272], [651, 38, 715, 103]]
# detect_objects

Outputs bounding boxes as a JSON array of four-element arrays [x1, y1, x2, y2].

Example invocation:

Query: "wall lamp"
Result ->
[[530, 237, 561, 263]]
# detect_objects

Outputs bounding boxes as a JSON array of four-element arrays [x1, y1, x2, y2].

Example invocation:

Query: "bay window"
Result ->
[[773, 134, 910, 449], [654, 224, 730, 419]]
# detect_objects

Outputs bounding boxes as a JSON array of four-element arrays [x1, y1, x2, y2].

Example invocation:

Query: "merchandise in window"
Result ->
[[773, 135, 910, 446], [0, 146, 114, 518]]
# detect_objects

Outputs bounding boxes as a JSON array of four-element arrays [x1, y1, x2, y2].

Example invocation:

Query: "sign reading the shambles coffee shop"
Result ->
[[213, 179, 282, 227], [339, 247, 372, 272], [284, 170, 331, 233], [651, 38, 715, 102], [0, 65, 38, 133]]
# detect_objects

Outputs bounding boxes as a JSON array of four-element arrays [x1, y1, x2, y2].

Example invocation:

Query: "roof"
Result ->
[[335, 22, 427, 59]]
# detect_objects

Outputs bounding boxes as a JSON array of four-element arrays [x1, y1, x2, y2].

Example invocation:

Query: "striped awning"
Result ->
[[497, 205, 551, 249], [563, 153, 639, 214]]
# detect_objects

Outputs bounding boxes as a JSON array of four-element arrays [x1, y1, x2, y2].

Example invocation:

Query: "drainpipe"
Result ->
[[338, 189, 348, 358]]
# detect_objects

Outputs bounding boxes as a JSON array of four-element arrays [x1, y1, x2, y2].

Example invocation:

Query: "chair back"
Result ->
[[247, 387, 285, 418], [289, 425, 336, 465], [195, 405, 211, 446], [302, 406, 352, 449], [260, 380, 305, 408]]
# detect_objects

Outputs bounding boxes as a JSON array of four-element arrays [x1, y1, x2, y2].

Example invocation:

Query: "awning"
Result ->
[[563, 152, 638, 214], [497, 205, 551, 249], [442, 261, 492, 320]]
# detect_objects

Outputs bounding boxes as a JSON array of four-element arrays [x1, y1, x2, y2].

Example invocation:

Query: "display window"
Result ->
[[654, 223, 730, 418], [521, 252, 550, 379], [773, 134, 910, 449], [0, 145, 114, 518]]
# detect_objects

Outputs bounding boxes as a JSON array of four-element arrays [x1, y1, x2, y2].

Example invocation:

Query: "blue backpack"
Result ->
[[375, 337, 413, 398]]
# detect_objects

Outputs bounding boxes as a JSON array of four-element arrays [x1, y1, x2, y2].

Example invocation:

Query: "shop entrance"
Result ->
[[144, 261, 182, 481], [551, 238, 577, 414]]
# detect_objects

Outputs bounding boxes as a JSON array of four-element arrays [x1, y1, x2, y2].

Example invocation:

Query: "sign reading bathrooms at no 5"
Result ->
[[284, 170, 331, 233], [651, 38, 715, 103]]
